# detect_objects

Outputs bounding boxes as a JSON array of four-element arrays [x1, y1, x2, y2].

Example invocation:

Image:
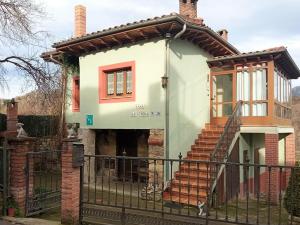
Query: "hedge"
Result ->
[[0, 114, 59, 137]]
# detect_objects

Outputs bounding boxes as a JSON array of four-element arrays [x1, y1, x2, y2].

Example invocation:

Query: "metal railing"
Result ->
[[25, 150, 62, 216], [80, 155, 296, 225], [0, 141, 9, 216], [210, 101, 243, 162], [209, 101, 243, 207]]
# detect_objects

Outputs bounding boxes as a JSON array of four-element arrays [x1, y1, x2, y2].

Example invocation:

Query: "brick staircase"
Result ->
[[163, 123, 224, 206]]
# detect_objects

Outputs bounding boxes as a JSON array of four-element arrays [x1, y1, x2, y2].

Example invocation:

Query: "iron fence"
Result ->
[[0, 140, 9, 216], [25, 150, 62, 216], [80, 155, 297, 225], [0, 114, 6, 132]]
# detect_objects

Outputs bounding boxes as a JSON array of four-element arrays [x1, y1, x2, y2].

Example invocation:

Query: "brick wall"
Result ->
[[148, 129, 164, 187], [292, 96, 300, 160], [264, 133, 279, 204]]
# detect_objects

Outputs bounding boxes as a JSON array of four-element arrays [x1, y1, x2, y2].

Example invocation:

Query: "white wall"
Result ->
[[168, 39, 211, 159], [65, 39, 166, 129]]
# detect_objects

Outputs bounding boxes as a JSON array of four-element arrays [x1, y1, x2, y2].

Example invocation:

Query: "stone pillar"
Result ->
[[79, 129, 96, 184], [265, 133, 279, 204], [148, 129, 164, 188], [8, 137, 36, 216], [61, 139, 82, 225], [6, 100, 18, 137]]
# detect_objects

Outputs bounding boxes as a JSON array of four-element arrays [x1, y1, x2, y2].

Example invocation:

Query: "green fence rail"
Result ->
[[18, 116, 59, 137]]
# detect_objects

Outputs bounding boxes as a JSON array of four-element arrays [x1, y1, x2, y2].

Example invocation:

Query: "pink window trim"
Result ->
[[72, 76, 80, 112], [99, 61, 136, 104]]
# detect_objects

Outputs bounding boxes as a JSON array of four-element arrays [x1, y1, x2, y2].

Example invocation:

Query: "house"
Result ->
[[42, 0, 299, 205]]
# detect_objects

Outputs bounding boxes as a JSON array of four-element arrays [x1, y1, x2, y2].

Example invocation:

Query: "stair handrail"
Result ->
[[210, 101, 243, 163], [208, 101, 243, 206]]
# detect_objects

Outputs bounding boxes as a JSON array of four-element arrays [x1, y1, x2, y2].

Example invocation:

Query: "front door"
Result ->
[[116, 130, 138, 180]]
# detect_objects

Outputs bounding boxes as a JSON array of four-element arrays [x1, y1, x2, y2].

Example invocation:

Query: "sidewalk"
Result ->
[[1, 217, 61, 225]]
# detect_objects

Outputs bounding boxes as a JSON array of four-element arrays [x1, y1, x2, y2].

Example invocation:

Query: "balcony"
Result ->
[[209, 61, 292, 127]]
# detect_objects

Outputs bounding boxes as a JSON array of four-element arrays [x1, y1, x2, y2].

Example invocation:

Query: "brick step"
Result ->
[[191, 145, 215, 152], [180, 163, 210, 171], [205, 123, 224, 130], [163, 192, 205, 206], [169, 186, 208, 198], [201, 130, 223, 137], [171, 179, 210, 189], [186, 152, 211, 160], [174, 172, 212, 183], [198, 134, 221, 140], [202, 128, 224, 133], [195, 139, 218, 146]]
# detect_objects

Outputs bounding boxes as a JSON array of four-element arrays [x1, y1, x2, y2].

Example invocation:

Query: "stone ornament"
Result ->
[[16, 123, 28, 138], [67, 123, 78, 139]]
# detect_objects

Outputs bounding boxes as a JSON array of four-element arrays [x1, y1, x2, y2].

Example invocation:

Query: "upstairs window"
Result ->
[[72, 76, 80, 112], [99, 61, 135, 103], [106, 69, 133, 96]]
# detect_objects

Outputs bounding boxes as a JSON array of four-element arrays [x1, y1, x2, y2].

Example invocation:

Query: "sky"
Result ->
[[1, 0, 300, 98]]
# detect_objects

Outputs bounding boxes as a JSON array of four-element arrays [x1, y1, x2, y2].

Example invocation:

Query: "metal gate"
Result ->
[[80, 154, 295, 225], [0, 139, 9, 216], [25, 150, 62, 216]]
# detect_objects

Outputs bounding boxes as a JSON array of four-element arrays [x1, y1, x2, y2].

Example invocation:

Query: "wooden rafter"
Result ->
[[111, 36, 122, 45], [98, 39, 111, 48]]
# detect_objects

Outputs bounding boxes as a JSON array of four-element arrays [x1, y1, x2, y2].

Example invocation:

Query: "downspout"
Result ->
[[164, 23, 186, 181]]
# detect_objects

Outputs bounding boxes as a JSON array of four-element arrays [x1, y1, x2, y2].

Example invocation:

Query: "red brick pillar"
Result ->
[[61, 139, 82, 225], [265, 133, 279, 204], [8, 137, 36, 216], [6, 100, 18, 137], [285, 133, 296, 166], [285, 133, 296, 189]]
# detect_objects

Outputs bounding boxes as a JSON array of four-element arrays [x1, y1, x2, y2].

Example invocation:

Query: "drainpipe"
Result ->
[[164, 23, 187, 181]]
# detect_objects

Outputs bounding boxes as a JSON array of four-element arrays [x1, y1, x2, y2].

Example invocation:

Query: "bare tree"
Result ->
[[0, 0, 60, 94]]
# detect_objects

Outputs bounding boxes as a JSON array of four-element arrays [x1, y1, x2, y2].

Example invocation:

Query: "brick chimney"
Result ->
[[75, 5, 86, 38], [218, 29, 229, 41], [179, 0, 198, 19]]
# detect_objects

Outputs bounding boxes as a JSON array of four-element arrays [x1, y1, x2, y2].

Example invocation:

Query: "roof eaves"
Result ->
[[53, 14, 180, 48]]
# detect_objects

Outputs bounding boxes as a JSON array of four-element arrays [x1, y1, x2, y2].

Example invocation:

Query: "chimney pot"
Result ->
[[179, 0, 198, 19], [75, 5, 86, 38], [218, 29, 229, 41]]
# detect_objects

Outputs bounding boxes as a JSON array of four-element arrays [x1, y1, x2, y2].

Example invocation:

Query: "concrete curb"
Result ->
[[2, 217, 61, 225]]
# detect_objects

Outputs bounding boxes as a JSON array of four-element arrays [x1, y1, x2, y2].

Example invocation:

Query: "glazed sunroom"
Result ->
[[207, 47, 299, 127]]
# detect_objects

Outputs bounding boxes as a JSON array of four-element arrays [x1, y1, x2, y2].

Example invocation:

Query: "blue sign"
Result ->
[[86, 115, 93, 126]]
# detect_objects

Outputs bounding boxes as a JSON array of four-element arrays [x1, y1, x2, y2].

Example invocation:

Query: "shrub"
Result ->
[[284, 162, 300, 217]]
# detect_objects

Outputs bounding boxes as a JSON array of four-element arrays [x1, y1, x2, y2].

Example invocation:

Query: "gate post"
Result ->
[[61, 139, 83, 225], [7, 137, 36, 216]]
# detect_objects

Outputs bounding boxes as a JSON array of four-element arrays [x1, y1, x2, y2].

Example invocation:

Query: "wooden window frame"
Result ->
[[99, 61, 136, 104], [72, 76, 80, 112]]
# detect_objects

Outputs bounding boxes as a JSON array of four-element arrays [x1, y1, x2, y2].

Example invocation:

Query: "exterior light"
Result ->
[[161, 76, 168, 88]]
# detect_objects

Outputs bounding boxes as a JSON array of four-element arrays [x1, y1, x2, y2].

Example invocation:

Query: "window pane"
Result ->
[[107, 73, 114, 95], [253, 68, 267, 101], [126, 70, 132, 94], [274, 71, 278, 100], [241, 103, 250, 116], [215, 74, 232, 102], [116, 71, 124, 95], [237, 70, 250, 101], [252, 103, 267, 116]]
